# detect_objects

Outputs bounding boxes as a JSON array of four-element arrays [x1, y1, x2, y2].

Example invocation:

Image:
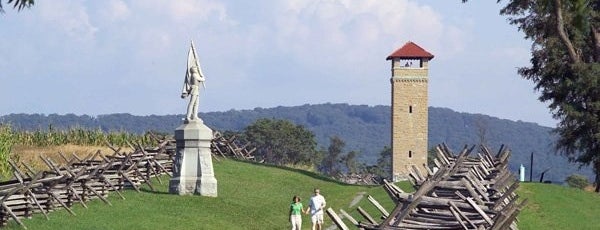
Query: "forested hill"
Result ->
[[0, 103, 592, 183]]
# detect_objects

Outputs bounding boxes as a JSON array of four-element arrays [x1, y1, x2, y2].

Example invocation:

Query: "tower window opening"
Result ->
[[409, 151, 412, 158], [409, 105, 413, 113], [399, 59, 417, 68]]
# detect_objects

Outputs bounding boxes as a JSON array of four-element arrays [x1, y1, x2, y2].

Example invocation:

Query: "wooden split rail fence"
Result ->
[[0, 138, 175, 229], [327, 144, 527, 230], [210, 131, 256, 161], [0, 131, 256, 228]]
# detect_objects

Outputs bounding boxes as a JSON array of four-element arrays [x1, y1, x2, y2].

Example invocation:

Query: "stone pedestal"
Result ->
[[169, 120, 218, 196]]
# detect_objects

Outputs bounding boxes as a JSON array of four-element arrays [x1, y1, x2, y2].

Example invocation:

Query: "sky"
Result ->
[[0, 0, 557, 127]]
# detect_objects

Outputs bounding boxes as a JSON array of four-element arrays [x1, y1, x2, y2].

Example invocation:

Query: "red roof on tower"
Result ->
[[386, 41, 434, 60]]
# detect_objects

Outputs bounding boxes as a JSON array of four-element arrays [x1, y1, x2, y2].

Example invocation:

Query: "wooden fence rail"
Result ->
[[329, 144, 526, 230], [0, 131, 257, 229], [0, 137, 176, 229], [210, 131, 256, 161]]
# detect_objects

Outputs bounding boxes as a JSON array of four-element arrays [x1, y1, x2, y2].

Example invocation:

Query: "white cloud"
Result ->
[[131, 0, 233, 25], [1, 0, 485, 120], [38, 1, 98, 42], [99, 0, 131, 22], [247, 0, 460, 78], [434, 25, 468, 59]]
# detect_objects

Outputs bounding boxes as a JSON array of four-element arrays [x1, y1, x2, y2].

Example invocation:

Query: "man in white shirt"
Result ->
[[306, 188, 326, 230]]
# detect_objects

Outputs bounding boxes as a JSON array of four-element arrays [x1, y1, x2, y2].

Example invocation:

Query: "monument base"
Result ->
[[169, 177, 199, 195], [168, 120, 218, 197], [197, 176, 218, 196], [169, 176, 218, 196]]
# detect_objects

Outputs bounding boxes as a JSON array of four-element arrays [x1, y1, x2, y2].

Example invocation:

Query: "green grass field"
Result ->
[[518, 182, 600, 230], [5, 159, 600, 229]]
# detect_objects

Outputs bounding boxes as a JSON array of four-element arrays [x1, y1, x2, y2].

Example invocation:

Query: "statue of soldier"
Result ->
[[181, 41, 206, 122]]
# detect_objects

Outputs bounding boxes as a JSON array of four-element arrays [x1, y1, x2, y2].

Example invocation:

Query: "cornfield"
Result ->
[[9, 125, 155, 147], [0, 124, 161, 179], [0, 125, 13, 178]]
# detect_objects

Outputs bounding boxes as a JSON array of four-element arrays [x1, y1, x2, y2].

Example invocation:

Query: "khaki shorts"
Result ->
[[311, 213, 324, 224]]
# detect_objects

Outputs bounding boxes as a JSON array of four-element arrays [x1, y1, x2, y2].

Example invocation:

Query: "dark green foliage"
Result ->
[[374, 146, 392, 180], [320, 136, 345, 176], [0, 104, 593, 183], [474, 0, 600, 192], [0, 0, 33, 13], [565, 174, 590, 190], [243, 118, 319, 166], [342, 150, 361, 174], [426, 108, 589, 183], [319, 136, 364, 176]]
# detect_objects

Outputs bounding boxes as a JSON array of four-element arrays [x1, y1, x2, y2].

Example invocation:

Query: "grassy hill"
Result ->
[[518, 183, 600, 230], [6, 159, 402, 230], [6, 159, 600, 229]]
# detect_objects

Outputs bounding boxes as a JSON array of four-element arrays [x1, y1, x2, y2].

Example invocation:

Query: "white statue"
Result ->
[[181, 41, 206, 122]]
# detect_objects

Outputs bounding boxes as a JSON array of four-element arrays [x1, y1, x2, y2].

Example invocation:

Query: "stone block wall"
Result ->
[[390, 66, 429, 181]]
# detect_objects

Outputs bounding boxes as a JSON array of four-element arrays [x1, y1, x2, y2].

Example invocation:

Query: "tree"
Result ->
[[319, 136, 365, 177], [320, 136, 345, 176], [0, 0, 33, 13], [342, 150, 361, 174], [374, 146, 392, 180], [243, 118, 319, 166], [463, 0, 600, 192]]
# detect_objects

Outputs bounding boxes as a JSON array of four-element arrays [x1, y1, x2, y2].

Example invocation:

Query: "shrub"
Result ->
[[565, 174, 589, 190]]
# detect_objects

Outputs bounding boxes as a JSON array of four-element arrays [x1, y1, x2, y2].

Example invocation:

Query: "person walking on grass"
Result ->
[[290, 195, 306, 230], [306, 188, 326, 230]]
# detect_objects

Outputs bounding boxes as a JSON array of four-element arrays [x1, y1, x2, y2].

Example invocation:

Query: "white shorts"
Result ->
[[290, 215, 302, 230], [311, 213, 324, 224]]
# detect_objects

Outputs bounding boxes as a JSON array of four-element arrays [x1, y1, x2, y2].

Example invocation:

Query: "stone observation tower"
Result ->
[[386, 41, 434, 181]]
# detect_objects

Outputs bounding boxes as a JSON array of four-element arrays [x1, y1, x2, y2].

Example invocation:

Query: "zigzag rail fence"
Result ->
[[2, 132, 522, 230], [0, 131, 255, 229], [327, 144, 526, 230]]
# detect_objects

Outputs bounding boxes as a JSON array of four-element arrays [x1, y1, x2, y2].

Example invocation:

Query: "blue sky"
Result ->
[[0, 0, 556, 127]]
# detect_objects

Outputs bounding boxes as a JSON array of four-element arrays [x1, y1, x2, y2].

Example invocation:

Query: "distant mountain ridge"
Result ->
[[0, 103, 592, 183]]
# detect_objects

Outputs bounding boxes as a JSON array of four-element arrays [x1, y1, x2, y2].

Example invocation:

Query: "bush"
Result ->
[[565, 174, 589, 190]]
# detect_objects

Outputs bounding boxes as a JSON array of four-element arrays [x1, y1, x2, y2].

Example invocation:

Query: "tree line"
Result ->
[[231, 118, 392, 180], [2, 104, 593, 184]]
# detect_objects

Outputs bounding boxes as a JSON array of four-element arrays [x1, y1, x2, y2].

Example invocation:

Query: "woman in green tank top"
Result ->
[[289, 195, 306, 230]]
